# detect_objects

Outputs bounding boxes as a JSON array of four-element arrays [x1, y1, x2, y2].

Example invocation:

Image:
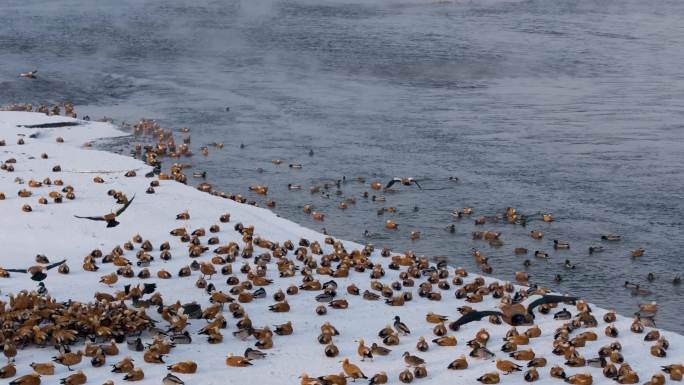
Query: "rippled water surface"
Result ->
[[2, 0, 684, 332]]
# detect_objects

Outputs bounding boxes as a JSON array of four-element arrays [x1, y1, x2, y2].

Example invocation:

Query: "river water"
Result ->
[[2, 0, 683, 332]]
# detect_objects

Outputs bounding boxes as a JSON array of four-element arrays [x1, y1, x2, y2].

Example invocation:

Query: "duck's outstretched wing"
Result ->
[[4, 267, 28, 273], [452, 310, 502, 328], [46, 259, 67, 270], [385, 178, 399, 189], [116, 194, 135, 216], [74, 215, 106, 221], [526, 295, 579, 315], [412, 180, 422, 189]]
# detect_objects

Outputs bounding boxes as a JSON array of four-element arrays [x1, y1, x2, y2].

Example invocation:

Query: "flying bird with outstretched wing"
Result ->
[[449, 310, 502, 330], [5, 259, 67, 281], [385, 177, 422, 190], [75, 194, 135, 228], [19, 70, 38, 79], [450, 295, 579, 329], [526, 294, 579, 316]]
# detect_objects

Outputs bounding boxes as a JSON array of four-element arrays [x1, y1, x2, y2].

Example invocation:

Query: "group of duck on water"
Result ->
[[123, 114, 683, 287], [0, 104, 682, 385]]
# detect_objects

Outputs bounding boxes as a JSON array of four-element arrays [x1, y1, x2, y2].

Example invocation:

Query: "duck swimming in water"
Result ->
[[588, 245, 604, 254], [553, 240, 570, 249], [601, 234, 621, 241], [534, 250, 549, 259], [627, 284, 652, 296]]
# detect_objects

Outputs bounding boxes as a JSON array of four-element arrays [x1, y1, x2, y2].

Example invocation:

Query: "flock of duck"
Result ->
[[0, 104, 682, 385]]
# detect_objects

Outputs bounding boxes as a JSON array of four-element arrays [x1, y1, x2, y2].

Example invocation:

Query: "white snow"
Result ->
[[0, 111, 681, 384]]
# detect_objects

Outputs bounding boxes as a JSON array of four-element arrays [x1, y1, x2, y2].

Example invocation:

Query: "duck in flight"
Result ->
[[385, 177, 422, 190], [74, 194, 135, 228], [5, 259, 66, 281], [20, 70, 38, 79], [450, 294, 578, 329]]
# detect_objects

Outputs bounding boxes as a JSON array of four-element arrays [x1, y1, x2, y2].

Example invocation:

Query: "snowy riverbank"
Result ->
[[0, 111, 682, 385]]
